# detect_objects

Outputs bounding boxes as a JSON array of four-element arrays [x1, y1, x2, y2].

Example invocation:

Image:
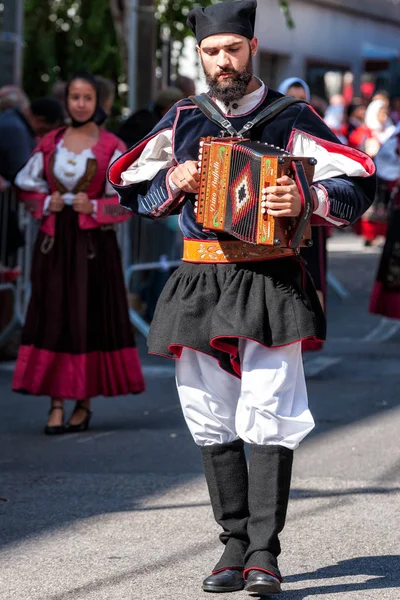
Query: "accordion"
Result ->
[[195, 137, 317, 248]]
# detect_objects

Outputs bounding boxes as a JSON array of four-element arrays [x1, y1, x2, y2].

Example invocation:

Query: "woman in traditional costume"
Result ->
[[13, 72, 145, 434], [370, 124, 400, 318], [349, 99, 395, 245]]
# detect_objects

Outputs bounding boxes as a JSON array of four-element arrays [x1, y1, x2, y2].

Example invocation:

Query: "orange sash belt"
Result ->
[[182, 239, 296, 264]]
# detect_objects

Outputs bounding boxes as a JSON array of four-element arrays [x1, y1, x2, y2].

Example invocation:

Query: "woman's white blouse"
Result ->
[[15, 141, 122, 212]]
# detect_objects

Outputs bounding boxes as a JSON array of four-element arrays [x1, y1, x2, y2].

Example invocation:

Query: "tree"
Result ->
[[23, 0, 294, 102], [23, 0, 121, 100]]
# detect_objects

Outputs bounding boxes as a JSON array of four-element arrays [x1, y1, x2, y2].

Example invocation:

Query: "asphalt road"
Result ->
[[0, 230, 399, 600]]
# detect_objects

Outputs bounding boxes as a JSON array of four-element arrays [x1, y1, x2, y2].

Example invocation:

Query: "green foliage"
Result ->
[[155, 0, 294, 44], [23, 0, 295, 103], [279, 0, 295, 29], [23, 0, 121, 101]]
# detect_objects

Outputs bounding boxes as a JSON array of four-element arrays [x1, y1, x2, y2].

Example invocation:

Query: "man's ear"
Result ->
[[250, 37, 258, 56], [196, 44, 201, 56]]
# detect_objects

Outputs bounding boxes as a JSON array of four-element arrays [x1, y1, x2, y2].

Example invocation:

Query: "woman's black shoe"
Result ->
[[202, 569, 244, 592], [44, 406, 65, 436], [244, 570, 282, 594], [65, 405, 92, 433]]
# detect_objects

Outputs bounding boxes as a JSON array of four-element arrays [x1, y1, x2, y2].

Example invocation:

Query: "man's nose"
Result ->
[[217, 51, 231, 69]]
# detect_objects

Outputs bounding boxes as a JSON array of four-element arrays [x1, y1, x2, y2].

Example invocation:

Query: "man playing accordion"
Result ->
[[109, 0, 375, 594]]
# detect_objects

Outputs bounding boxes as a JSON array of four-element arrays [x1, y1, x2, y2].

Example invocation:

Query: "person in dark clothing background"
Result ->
[[0, 96, 64, 262], [0, 95, 64, 357], [117, 87, 184, 148], [0, 96, 64, 184]]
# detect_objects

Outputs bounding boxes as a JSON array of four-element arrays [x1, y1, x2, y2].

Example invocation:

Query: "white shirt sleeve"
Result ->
[[292, 131, 369, 217], [105, 148, 124, 195], [292, 131, 369, 181], [14, 152, 49, 193], [120, 130, 176, 186]]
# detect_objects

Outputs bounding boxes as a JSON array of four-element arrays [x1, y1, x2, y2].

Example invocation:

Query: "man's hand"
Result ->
[[170, 160, 200, 194], [73, 192, 93, 214], [265, 175, 319, 217], [264, 175, 303, 217], [49, 191, 65, 213]]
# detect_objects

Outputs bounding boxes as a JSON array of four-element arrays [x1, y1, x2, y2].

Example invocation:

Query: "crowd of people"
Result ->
[[277, 75, 400, 351]]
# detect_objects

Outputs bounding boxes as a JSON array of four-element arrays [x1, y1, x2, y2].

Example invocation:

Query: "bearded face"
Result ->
[[201, 48, 253, 104], [198, 35, 255, 105]]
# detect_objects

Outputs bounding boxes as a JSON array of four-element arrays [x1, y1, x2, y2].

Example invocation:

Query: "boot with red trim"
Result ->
[[243, 444, 294, 595]]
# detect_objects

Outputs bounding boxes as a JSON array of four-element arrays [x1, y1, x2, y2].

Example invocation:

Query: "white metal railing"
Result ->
[[124, 255, 181, 337]]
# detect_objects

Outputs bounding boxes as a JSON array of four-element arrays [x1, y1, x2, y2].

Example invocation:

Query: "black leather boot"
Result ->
[[200, 440, 250, 576], [244, 569, 282, 594], [243, 444, 293, 591], [202, 569, 244, 592]]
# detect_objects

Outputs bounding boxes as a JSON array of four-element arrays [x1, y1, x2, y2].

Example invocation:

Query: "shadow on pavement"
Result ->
[[278, 556, 400, 598]]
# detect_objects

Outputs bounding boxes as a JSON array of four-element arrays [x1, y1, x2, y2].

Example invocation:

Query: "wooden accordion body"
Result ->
[[195, 137, 317, 248]]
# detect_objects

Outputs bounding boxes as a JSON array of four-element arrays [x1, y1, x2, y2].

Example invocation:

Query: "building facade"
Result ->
[[179, 0, 400, 100], [255, 0, 400, 99]]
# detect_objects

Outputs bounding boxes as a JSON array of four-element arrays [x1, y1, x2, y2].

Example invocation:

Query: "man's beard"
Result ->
[[203, 54, 253, 105]]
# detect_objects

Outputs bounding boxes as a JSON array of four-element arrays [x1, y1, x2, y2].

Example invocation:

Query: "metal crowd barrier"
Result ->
[[125, 256, 181, 337], [121, 217, 183, 339], [0, 187, 31, 349]]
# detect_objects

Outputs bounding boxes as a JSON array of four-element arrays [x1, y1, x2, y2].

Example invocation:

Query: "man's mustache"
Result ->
[[216, 69, 237, 77]]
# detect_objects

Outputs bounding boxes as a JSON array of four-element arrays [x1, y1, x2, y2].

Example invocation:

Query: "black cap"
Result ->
[[187, 0, 257, 45]]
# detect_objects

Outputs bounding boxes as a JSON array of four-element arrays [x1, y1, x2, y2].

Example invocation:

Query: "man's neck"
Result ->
[[245, 76, 262, 96]]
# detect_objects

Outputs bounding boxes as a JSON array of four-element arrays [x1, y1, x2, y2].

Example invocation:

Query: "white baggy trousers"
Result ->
[[175, 340, 314, 449]]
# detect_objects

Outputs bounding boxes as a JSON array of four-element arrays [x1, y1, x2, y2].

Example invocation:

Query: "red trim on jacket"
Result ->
[[287, 128, 375, 227], [108, 130, 169, 187]]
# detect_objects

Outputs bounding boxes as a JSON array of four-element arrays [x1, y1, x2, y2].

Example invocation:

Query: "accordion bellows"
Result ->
[[195, 137, 317, 249]]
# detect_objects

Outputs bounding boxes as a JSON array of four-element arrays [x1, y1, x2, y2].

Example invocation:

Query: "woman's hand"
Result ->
[[49, 191, 65, 213], [72, 192, 94, 214]]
